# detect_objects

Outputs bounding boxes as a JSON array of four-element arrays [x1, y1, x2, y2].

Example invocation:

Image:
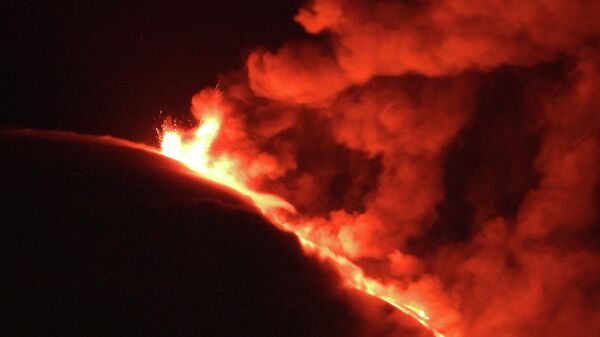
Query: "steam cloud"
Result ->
[[188, 1, 600, 336]]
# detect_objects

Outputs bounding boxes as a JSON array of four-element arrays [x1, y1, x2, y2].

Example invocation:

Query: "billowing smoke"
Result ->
[[184, 1, 600, 336]]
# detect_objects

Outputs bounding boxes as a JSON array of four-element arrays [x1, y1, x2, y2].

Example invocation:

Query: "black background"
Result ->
[[3, 0, 304, 144]]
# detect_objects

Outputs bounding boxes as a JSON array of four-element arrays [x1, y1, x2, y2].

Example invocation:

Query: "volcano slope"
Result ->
[[1, 130, 432, 337]]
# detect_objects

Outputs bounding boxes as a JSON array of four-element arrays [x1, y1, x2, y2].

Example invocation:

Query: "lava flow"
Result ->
[[159, 101, 448, 337]]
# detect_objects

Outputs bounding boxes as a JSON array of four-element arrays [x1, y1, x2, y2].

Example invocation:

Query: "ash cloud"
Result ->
[[190, 1, 600, 336]]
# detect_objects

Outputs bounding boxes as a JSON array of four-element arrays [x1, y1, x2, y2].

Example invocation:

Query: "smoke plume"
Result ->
[[185, 1, 600, 335]]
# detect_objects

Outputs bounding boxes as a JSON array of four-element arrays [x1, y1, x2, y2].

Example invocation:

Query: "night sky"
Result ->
[[3, 0, 303, 142]]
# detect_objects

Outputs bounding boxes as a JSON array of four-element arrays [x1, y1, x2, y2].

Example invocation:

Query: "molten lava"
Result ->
[[159, 101, 448, 337], [161, 113, 295, 214]]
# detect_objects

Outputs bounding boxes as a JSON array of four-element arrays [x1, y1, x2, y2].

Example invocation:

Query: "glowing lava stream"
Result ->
[[160, 113, 447, 337]]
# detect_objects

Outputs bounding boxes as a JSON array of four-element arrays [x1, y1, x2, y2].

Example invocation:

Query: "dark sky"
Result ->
[[3, 0, 304, 144]]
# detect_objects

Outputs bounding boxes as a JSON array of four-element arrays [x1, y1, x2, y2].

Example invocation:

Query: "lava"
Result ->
[[161, 113, 294, 214], [159, 101, 449, 337]]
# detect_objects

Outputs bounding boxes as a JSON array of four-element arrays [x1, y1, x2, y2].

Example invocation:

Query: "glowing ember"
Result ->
[[159, 102, 448, 337]]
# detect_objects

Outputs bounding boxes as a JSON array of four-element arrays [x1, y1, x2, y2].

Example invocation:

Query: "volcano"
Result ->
[[1, 130, 432, 337]]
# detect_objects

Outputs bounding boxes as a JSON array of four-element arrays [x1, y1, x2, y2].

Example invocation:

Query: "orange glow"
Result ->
[[159, 102, 449, 337]]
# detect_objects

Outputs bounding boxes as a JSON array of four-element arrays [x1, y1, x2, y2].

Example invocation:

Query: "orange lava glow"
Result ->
[[159, 105, 448, 337]]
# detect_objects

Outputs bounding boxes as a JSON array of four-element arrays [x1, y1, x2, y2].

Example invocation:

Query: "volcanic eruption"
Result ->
[[3, 0, 600, 337], [155, 1, 600, 336]]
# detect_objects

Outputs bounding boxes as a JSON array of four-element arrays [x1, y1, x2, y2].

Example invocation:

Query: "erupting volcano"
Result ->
[[4, 1, 600, 337]]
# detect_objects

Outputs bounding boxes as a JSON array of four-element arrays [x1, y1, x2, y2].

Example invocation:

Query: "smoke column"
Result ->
[[177, 1, 600, 336]]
